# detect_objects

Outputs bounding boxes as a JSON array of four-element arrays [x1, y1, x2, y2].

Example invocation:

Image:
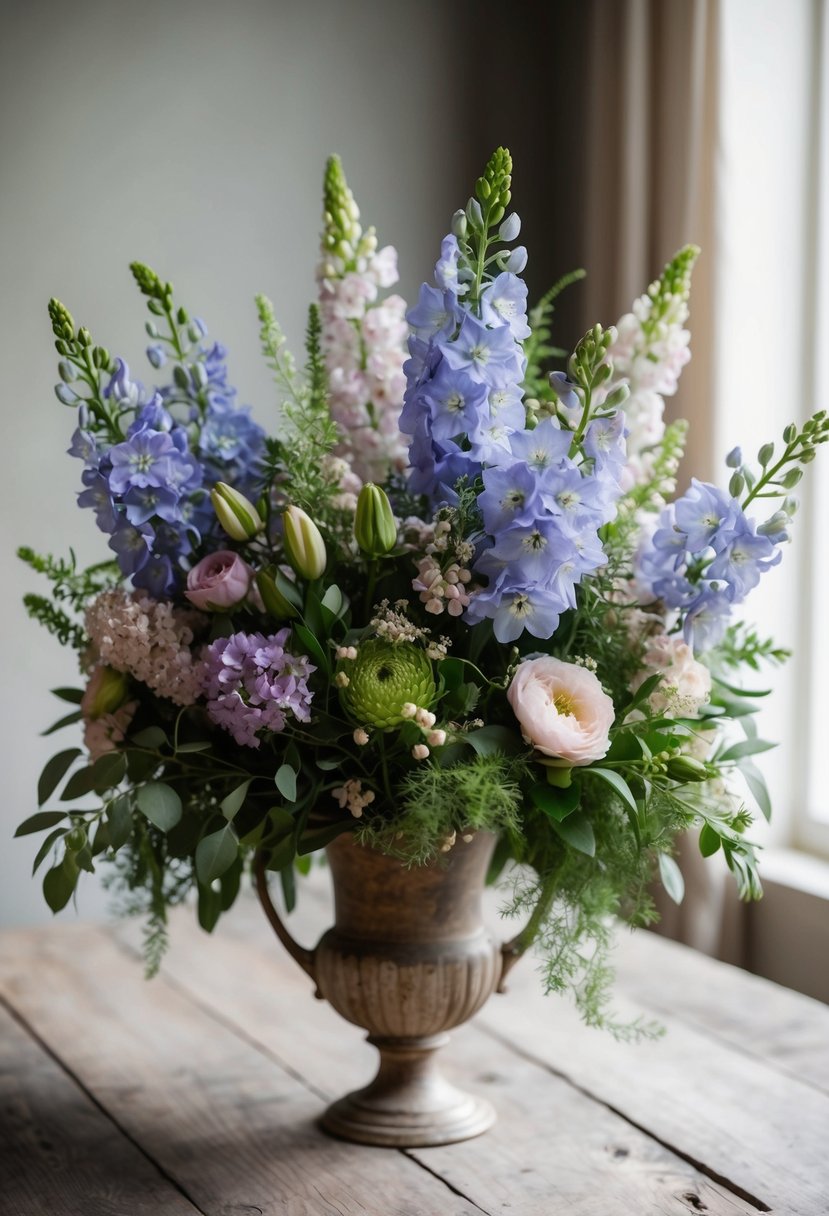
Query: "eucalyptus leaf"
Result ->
[[275, 764, 297, 802], [740, 760, 772, 821], [106, 794, 133, 850], [279, 864, 297, 913], [131, 726, 169, 749], [196, 824, 239, 884], [467, 725, 524, 757], [197, 882, 222, 933], [136, 782, 182, 831], [175, 741, 212, 753], [221, 780, 252, 821]]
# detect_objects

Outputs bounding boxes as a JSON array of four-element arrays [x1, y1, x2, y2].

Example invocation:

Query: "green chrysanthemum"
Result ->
[[339, 639, 436, 729]]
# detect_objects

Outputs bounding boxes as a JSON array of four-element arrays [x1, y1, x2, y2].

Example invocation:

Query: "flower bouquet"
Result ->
[[16, 147, 827, 1143]]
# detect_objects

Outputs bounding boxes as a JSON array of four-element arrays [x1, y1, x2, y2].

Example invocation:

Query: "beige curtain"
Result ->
[[580, 0, 745, 961]]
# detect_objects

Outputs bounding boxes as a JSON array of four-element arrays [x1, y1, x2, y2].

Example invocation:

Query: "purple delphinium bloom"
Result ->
[[201, 630, 316, 748], [479, 273, 531, 341], [108, 521, 151, 575], [77, 473, 118, 533], [107, 430, 177, 494]]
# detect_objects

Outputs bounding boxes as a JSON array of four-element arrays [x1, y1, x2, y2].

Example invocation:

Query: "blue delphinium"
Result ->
[[68, 312, 265, 597], [401, 149, 627, 642], [638, 478, 783, 650]]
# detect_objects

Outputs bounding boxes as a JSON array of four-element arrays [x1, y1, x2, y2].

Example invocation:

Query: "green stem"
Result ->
[[513, 869, 559, 955]]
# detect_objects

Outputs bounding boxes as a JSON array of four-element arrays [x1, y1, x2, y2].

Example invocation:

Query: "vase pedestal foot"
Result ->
[[319, 1033, 496, 1147]]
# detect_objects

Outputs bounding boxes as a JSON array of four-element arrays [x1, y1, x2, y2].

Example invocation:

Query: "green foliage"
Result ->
[[47, 297, 118, 440], [18, 548, 118, 654], [639, 245, 699, 343], [523, 269, 586, 401], [355, 754, 527, 865], [712, 622, 791, 672]]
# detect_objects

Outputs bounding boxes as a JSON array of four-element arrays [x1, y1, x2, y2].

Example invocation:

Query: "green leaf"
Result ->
[[551, 812, 595, 856], [106, 794, 133, 850], [622, 672, 663, 715], [50, 687, 84, 704], [60, 752, 125, 801], [175, 741, 212, 753], [658, 853, 685, 904], [264, 834, 296, 871], [699, 823, 721, 857], [320, 584, 347, 627], [220, 856, 243, 911], [196, 824, 239, 884], [295, 854, 312, 876], [529, 781, 580, 821], [587, 767, 639, 817], [38, 748, 82, 806], [220, 780, 252, 821], [740, 760, 772, 821], [15, 810, 67, 838], [718, 738, 776, 763], [197, 883, 222, 933], [130, 726, 168, 749], [604, 733, 643, 764], [293, 623, 329, 672], [43, 853, 79, 913], [316, 755, 342, 771], [275, 764, 297, 802], [466, 725, 524, 757], [297, 818, 351, 854], [136, 782, 182, 831], [279, 864, 297, 913], [41, 710, 82, 736], [32, 827, 66, 875]]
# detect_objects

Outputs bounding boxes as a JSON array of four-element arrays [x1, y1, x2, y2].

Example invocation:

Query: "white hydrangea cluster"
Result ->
[[85, 589, 204, 707]]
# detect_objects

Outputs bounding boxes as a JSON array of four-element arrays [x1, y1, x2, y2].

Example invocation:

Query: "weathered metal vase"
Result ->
[[256, 831, 521, 1147]]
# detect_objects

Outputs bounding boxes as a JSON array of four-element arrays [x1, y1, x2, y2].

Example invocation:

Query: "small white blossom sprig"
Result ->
[[332, 778, 376, 819], [368, 599, 451, 661], [411, 506, 476, 618], [317, 156, 408, 484], [401, 701, 447, 760]]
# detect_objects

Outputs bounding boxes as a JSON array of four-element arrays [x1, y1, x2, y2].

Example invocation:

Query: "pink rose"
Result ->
[[185, 551, 253, 611], [507, 656, 615, 765]]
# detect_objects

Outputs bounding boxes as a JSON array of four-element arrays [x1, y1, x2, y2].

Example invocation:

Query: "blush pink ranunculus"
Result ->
[[185, 551, 253, 611], [507, 656, 615, 765]]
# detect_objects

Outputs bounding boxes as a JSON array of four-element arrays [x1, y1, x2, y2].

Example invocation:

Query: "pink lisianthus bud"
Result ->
[[507, 656, 615, 765], [185, 550, 253, 611]]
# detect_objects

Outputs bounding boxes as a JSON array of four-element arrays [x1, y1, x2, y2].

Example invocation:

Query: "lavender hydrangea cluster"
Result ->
[[639, 478, 784, 649], [201, 630, 315, 748], [69, 327, 264, 598], [401, 227, 627, 642]]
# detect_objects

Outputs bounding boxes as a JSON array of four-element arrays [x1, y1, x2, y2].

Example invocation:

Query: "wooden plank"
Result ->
[[610, 928, 829, 1093], [477, 958, 829, 1216], [118, 900, 764, 1216], [0, 926, 484, 1216], [0, 999, 201, 1216]]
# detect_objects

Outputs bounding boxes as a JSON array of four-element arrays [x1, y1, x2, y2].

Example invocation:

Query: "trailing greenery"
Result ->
[[355, 754, 527, 865]]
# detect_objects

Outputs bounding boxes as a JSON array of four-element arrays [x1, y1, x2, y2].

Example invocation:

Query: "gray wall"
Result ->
[[0, 0, 474, 925]]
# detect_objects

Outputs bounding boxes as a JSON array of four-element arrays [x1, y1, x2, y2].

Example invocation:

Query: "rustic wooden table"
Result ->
[[2, 876, 828, 1216]]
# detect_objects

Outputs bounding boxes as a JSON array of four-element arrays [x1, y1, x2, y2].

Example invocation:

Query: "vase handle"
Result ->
[[497, 932, 527, 993], [254, 854, 318, 985]]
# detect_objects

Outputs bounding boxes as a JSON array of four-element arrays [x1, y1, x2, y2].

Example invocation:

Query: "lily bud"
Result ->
[[666, 755, 710, 782], [210, 482, 264, 541], [83, 666, 130, 720], [283, 505, 327, 580], [255, 568, 299, 621], [354, 483, 397, 557]]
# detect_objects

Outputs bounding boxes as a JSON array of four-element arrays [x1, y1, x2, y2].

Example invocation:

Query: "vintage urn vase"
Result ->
[[255, 830, 522, 1147]]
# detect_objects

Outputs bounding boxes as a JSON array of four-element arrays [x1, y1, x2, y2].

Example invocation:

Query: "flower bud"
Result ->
[[83, 666, 130, 720], [55, 383, 78, 405], [255, 568, 299, 620], [451, 209, 468, 238], [211, 481, 264, 541], [504, 246, 528, 274], [666, 755, 710, 782], [354, 483, 397, 557], [283, 505, 327, 580], [725, 446, 743, 468], [498, 212, 521, 242]]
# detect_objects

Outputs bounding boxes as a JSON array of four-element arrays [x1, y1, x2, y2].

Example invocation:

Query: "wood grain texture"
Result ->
[[119, 899, 767, 1215], [0, 926, 482, 1216], [0, 1000, 201, 1216]]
